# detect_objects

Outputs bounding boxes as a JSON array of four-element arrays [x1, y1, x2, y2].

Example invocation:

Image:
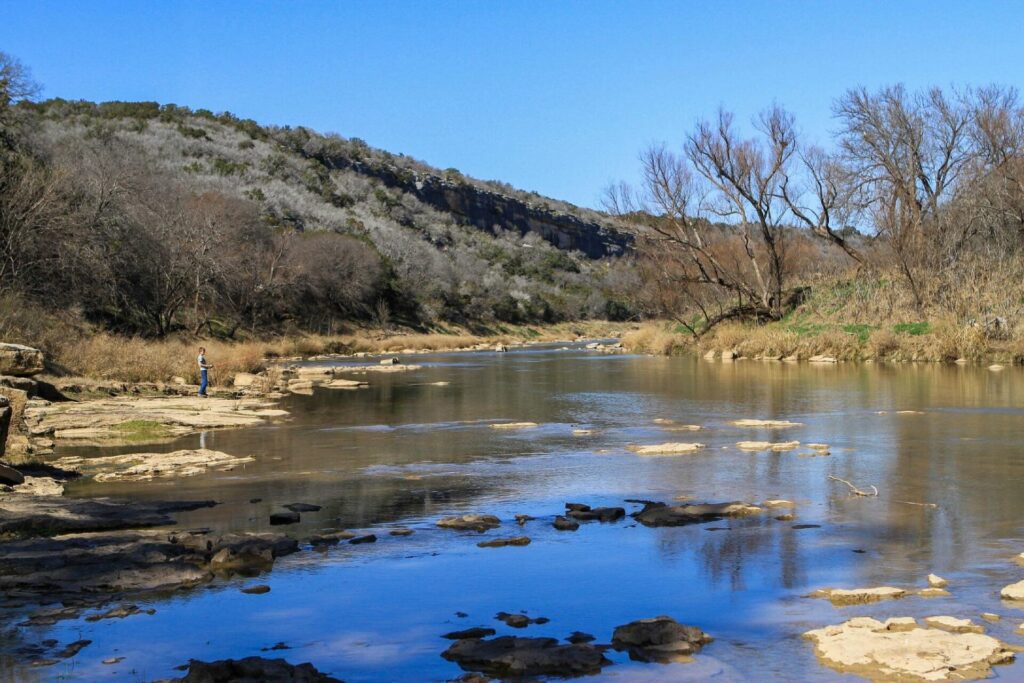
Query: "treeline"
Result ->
[[609, 84, 1024, 335], [0, 52, 638, 341]]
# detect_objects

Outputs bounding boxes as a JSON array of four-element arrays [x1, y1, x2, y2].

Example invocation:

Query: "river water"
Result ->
[[6, 345, 1024, 681]]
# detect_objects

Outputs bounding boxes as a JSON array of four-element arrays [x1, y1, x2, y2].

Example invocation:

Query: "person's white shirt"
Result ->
[[198, 353, 206, 369]]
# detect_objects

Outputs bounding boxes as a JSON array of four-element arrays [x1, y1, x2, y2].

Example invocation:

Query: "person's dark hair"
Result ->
[[199, 347, 206, 353]]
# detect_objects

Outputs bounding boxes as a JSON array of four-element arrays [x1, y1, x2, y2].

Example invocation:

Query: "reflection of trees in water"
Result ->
[[650, 519, 806, 592]]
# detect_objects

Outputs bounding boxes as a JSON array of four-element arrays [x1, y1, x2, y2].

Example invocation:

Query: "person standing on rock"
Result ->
[[198, 347, 213, 397]]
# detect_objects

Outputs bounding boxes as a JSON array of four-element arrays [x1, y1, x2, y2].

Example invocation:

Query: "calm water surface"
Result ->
[[5, 346, 1024, 681]]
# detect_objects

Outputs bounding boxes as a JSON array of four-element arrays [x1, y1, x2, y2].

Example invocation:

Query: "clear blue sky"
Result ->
[[2, 1, 1022, 208]]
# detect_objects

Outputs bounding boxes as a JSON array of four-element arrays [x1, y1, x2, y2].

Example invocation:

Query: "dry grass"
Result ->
[[620, 324, 686, 355], [35, 321, 628, 384]]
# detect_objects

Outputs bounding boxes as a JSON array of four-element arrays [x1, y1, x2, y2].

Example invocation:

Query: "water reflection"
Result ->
[[4, 348, 1024, 680]]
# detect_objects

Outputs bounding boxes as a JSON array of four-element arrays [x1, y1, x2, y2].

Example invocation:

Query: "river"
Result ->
[[6, 344, 1024, 681]]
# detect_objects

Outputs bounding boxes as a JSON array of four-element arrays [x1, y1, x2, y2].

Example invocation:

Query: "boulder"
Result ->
[[611, 616, 713, 663], [552, 516, 579, 531], [437, 514, 501, 532], [632, 501, 763, 527], [441, 636, 610, 677], [0, 460, 24, 486], [803, 617, 1013, 681], [0, 343, 44, 377], [496, 612, 548, 628], [176, 657, 342, 682]]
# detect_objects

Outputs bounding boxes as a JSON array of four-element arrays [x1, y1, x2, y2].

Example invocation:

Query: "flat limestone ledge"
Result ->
[[803, 616, 1014, 681], [24, 395, 289, 444], [54, 449, 256, 482]]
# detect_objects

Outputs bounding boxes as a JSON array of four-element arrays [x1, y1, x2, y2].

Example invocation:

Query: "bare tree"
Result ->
[[834, 85, 973, 306]]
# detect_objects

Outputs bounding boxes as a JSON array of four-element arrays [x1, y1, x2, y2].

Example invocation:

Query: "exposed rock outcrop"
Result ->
[[441, 636, 611, 677], [803, 616, 1013, 681], [0, 343, 44, 377], [175, 657, 343, 682], [632, 501, 763, 527]]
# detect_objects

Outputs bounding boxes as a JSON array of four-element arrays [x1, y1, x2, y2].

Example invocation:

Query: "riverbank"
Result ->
[[622, 318, 1024, 365], [35, 320, 628, 385]]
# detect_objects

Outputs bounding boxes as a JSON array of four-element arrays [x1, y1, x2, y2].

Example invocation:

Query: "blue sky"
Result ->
[[2, 1, 1022, 208]]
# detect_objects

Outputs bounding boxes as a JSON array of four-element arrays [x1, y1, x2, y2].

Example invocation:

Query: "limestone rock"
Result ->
[[55, 449, 255, 482], [490, 422, 538, 430], [1000, 579, 1024, 601], [565, 503, 624, 522], [737, 440, 800, 451], [0, 343, 44, 377], [552, 516, 579, 531], [923, 616, 984, 634], [809, 587, 907, 606], [803, 617, 1013, 681], [628, 442, 705, 455], [731, 419, 803, 428]]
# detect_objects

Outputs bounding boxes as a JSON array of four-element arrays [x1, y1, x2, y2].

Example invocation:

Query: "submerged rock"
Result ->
[[442, 636, 610, 677], [84, 604, 155, 621], [632, 501, 763, 527], [284, 503, 321, 513], [477, 537, 530, 548], [611, 616, 713, 663], [809, 587, 907, 606], [175, 656, 343, 682], [803, 617, 1013, 681], [349, 534, 377, 545], [566, 631, 596, 644], [444, 627, 497, 640], [437, 514, 501, 532], [269, 511, 300, 525], [552, 516, 579, 531]]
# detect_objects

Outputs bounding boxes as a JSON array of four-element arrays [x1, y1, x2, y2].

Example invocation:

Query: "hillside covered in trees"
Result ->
[[0, 52, 639, 346]]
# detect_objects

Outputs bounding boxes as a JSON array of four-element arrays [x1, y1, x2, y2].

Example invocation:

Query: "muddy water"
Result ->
[[7, 346, 1024, 681]]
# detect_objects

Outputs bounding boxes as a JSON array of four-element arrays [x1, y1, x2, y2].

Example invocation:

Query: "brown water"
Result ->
[[4, 346, 1024, 681]]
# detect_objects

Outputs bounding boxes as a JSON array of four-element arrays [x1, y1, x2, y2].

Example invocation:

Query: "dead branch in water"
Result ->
[[894, 499, 939, 509], [828, 475, 878, 497]]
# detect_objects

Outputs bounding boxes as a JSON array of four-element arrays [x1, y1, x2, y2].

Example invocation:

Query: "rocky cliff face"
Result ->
[[314, 156, 632, 259]]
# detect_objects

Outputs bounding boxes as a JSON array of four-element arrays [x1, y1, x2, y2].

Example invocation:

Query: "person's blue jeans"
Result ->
[[199, 368, 208, 396]]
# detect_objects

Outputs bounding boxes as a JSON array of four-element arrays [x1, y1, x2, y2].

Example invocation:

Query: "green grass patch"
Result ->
[[893, 322, 931, 336], [841, 324, 876, 343]]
